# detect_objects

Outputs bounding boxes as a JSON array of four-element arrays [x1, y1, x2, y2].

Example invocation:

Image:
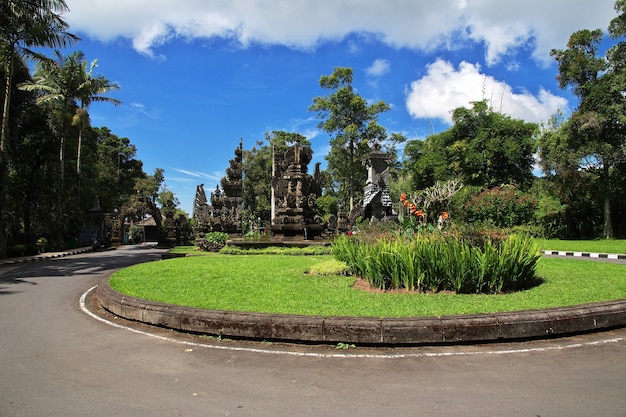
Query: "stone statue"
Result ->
[[349, 143, 395, 224]]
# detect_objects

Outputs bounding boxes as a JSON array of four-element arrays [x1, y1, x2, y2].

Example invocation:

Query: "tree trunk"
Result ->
[[0, 163, 7, 258], [76, 125, 82, 175], [349, 137, 354, 212], [0, 54, 15, 258], [603, 196, 613, 238], [602, 163, 613, 239]]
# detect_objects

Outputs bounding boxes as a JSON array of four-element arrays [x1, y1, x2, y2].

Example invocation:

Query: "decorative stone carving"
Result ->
[[349, 144, 395, 224], [271, 139, 323, 239], [193, 140, 244, 234]]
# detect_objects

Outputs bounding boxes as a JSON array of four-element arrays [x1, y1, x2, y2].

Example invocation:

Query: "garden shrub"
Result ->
[[196, 231, 230, 252], [332, 233, 540, 294], [532, 193, 567, 238], [464, 185, 537, 228]]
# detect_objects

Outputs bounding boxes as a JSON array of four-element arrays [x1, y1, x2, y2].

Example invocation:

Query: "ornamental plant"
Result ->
[[397, 180, 462, 236], [196, 231, 230, 252], [398, 192, 449, 235], [332, 234, 540, 294]]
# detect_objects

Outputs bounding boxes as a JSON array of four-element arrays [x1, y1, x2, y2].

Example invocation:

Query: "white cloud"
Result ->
[[405, 59, 568, 124], [366, 59, 391, 78], [64, 0, 616, 63], [171, 168, 221, 182]]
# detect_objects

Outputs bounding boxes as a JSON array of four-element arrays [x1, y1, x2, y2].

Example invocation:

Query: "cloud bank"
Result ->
[[405, 59, 568, 125], [65, 0, 615, 64]]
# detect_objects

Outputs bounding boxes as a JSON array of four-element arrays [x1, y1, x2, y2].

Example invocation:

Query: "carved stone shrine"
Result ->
[[349, 144, 395, 224], [193, 140, 244, 234], [271, 139, 324, 239]]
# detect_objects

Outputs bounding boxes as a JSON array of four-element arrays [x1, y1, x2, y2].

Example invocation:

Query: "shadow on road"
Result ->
[[0, 246, 165, 294]]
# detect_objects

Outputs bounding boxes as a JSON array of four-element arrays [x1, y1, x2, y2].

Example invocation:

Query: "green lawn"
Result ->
[[535, 239, 626, 254], [109, 254, 626, 318]]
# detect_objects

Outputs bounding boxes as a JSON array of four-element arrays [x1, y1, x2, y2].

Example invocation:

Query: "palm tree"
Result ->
[[73, 54, 121, 176], [20, 50, 82, 194], [0, 0, 77, 258]]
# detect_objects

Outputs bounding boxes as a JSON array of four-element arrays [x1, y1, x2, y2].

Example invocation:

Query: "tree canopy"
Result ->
[[0, 0, 78, 257], [309, 67, 390, 210], [403, 101, 537, 191], [542, 0, 626, 237]]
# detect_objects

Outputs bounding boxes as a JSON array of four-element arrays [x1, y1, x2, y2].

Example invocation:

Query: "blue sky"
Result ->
[[58, 0, 618, 215]]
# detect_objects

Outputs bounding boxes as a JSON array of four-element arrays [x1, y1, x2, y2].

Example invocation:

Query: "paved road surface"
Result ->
[[1, 246, 625, 417]]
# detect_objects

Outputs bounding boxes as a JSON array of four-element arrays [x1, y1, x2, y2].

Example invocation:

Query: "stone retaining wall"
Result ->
[[97, 275, 626, 345]]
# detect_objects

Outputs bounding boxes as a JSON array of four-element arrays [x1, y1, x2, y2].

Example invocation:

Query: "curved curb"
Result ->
[[0, 247, 93, 266], [96, 275, 626, 345], [542, 250, 626, 260]]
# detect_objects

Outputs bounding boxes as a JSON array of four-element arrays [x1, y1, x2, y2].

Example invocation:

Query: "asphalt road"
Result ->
[[1, 245, 625, 417]]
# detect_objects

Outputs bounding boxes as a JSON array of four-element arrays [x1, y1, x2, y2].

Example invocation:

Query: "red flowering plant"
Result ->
[[397, 181, 461, 236], [398, 192, 434, 236]]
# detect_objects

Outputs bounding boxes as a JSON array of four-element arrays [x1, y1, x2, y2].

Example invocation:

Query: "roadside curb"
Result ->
[[542, 250, 626, 260], [96, 275, 626, 345], [0, 247, 94, 266]]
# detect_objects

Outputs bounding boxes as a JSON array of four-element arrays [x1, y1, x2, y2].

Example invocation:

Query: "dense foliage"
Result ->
[[309, 67, 404, 210], [0, 1, 179, 257], [333, 234, 541, 294], [402, 101, 537, 191]]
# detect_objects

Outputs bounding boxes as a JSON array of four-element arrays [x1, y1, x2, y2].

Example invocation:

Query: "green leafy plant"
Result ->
[[464, 185, 537, 228], [196, 231, 230, 252], [205, 232, 229, 245], [332, 233, 541, 294]]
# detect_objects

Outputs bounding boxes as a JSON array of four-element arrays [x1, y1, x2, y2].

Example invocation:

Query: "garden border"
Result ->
[[97, 275, 626, 345], [542, 250, 626, 260]]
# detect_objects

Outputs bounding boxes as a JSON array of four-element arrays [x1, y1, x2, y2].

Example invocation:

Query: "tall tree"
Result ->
[[549, 1, 626, 237], [537, 113, 603, 237], [20, 50, 85, 193], [19, 50, 83, 245], [5, 64, 58, 239], [72, 53, 121, 176], [88, 126, 145, 212], [0, 0, 77, 257], [403, 101, 537, 191], [309, 67, 389, 210]]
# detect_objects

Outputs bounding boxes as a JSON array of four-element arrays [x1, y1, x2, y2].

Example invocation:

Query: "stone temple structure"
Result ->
[[271, 139, 324, 239], [349, 144, 395, 224], [193, 140, 244, 234]]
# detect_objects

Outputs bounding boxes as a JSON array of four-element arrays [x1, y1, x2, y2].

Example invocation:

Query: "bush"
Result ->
[[195, 231, 230, 252], [205, 232, 229, 245], [532, 193, 567, 238], [195, 239, 224, 252], [129, 225, 144, 243], [464, 185, 537, 228], [332, 233, 540, 294]]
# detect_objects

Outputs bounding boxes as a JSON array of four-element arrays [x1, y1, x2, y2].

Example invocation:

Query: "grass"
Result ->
[[535, 239, 626, 254], [168, 245, 207, 254], [109, 254, 626, 318]]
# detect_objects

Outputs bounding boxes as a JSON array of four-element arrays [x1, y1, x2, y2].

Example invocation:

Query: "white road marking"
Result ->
[[80, 286, 624, 359]]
